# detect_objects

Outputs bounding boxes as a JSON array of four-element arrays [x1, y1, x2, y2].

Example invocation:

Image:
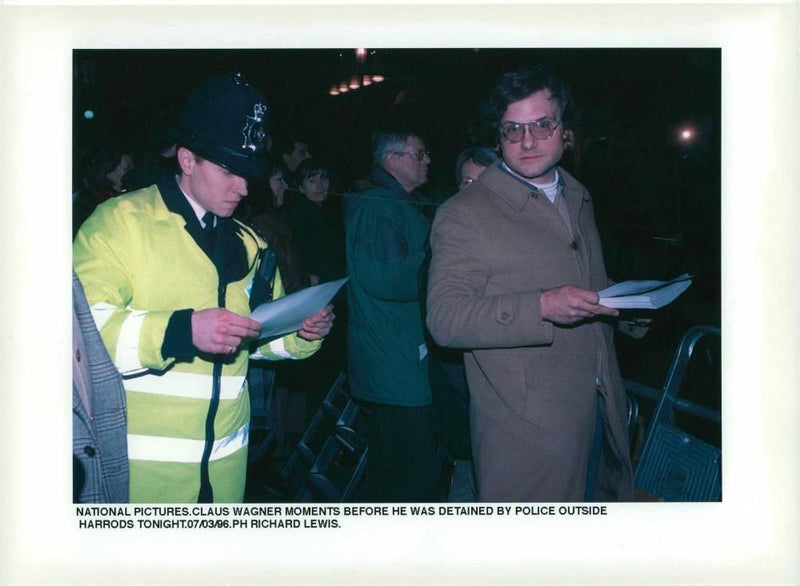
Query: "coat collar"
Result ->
[[480, 161, 539, 212], [157, 174, 250, 285], [482, 161, 589, 217], [369, 165, 415, 199], [158, 174, 199, 226]]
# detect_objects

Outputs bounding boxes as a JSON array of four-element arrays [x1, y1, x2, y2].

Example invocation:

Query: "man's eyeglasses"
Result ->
[[499, 120, 561, 143], [393, 150, 430, 161]]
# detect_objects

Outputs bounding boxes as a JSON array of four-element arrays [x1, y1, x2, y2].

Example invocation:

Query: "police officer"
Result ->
[[74, 74, 334, 503]]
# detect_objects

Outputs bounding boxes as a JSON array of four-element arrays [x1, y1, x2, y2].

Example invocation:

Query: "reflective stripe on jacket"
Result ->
[[74, 184, 320, 502]]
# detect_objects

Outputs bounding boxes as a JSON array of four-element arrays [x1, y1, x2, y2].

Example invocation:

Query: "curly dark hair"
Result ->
[[480, 65, 575, 141]]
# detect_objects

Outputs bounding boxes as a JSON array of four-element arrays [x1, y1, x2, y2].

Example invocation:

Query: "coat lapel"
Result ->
[[563, 178, 588, 234], [212, 218, 249, 287]]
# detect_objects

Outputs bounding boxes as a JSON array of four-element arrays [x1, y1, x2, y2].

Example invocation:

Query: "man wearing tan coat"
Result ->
[[427, 66, 634, 502]]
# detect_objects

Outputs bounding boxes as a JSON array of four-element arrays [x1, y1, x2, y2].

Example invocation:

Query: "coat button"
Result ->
[[84, 446, 96, 457], [501, 312, 510, 321], [76, 349, 82, 362]]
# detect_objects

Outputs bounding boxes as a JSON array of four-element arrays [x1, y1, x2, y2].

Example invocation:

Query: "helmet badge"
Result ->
[[242, 102, 267, 152]]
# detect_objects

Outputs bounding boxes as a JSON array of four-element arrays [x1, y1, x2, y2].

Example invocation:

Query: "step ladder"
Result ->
[[280, 372, 368, 502], [632, 325, 722, 501]]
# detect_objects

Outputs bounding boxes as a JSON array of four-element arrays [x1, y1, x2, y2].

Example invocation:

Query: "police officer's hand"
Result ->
[[298, 304, 335, 341], [191, 308, 261, 355], [541, 285, 619, 325]]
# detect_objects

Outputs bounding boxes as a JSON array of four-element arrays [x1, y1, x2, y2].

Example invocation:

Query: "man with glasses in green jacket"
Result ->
[[344, 125, 439, 502]]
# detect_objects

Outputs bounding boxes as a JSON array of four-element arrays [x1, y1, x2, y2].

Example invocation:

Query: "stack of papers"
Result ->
[[598, 273, 692, 309]]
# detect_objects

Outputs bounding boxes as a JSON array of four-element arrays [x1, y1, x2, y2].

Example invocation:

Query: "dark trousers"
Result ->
[[428, 351, 471, 460], [358, 402, 440, 502]]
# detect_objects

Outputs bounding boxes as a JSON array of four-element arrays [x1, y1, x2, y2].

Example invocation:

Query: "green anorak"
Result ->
[[344, 166, 432, 407]]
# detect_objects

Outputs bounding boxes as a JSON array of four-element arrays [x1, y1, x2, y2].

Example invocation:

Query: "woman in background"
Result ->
[[250, 160, 307, 295], [72, 144, 135, 238], [287, 158, 348, 423], [288, 158, 345, 286]]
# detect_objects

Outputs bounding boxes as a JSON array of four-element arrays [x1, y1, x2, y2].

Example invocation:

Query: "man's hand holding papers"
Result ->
[[597, 274, 692, 310]]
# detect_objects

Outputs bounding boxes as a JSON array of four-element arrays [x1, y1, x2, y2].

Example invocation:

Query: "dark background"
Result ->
[[73, 48, 719, 194], [73, 48, 722, 441]]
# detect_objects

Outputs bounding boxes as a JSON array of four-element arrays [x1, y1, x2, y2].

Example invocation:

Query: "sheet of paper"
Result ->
[[251, 277, 348, 339]]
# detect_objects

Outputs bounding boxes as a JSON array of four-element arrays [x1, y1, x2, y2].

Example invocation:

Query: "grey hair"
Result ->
[[371, 129, 417, 167]]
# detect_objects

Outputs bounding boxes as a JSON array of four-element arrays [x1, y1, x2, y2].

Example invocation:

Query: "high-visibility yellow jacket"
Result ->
[[73, 182, 320, 502]]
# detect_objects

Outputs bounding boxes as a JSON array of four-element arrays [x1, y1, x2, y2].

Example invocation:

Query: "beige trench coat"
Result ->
[[427, 162, 634, 502]]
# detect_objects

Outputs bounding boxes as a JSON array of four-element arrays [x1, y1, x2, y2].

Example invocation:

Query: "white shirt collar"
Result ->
[[176, 176, 214, 228]]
